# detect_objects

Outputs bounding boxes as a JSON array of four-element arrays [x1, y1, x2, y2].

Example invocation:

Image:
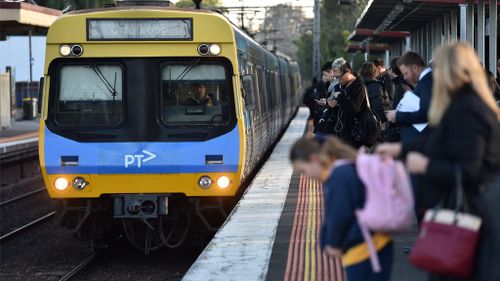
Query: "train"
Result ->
[[38, 0, 301, 252]]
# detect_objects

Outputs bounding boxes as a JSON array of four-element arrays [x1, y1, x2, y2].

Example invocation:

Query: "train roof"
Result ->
[[48, 6, 297, 64]]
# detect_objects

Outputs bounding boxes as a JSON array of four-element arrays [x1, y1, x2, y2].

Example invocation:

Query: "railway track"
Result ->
[[58, 252, 99, 281], [0, 211, 55, 242], [0, 186, 46, 207]]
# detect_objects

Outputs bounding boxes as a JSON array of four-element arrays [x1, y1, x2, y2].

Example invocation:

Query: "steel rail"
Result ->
[[0, 187, 46, 207], [0, 211, 55, 242], [58, 252, 99, 281]]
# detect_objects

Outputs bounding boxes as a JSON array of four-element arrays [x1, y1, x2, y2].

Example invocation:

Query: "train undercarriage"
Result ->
[[56, 195, 234, 255]]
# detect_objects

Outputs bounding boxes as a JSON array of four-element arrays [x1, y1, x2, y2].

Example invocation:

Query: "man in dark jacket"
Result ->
[[382, 57, 414, 142], [390, 57, 413, 109], [385, 51, 432, 224], [373, 58, 395, 108], [303, 78, 317, 120], [386, 52, 432, 143]]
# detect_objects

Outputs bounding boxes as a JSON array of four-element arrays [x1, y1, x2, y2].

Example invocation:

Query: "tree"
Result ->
[[259, 5, 306, 60], [294, 0, 369, 79]]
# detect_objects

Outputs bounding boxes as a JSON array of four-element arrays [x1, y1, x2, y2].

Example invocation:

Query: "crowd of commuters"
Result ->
[[299, 42, 500, 281]]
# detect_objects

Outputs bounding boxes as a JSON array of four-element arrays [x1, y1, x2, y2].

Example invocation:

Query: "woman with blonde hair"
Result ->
[[290, 136, 393, 281], [379, 42, 500, 280]]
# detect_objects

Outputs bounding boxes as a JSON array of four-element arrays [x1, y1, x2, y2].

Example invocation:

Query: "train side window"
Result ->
[[242, 74, 256, 111], [55, 64, 124, 126]]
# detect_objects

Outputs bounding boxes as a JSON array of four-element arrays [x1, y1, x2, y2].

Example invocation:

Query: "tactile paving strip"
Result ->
[[266, 173, 344, 281]]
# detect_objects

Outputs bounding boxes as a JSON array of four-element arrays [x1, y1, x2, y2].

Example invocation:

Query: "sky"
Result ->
[[0, 36, 46, 82], [0, 0, 311, 81]]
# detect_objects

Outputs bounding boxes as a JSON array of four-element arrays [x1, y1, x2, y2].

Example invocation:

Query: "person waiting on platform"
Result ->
[[185, 83, 218, 106], [290, 137, 393, 281]]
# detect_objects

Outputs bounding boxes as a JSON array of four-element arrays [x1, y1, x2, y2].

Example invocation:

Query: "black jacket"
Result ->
[[335, 78, 367, 145], [363, 78, 388, 123], [396, 70, 433, 126], [380, 71, 396, 104], [391, 75, 413, 109], [416, 87, 500, 209]]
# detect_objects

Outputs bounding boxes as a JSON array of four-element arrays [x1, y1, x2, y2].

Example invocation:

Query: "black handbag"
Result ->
[[474, 173, 500, 281], [351, 90, 382, 146], [314, 108, 338, 135]]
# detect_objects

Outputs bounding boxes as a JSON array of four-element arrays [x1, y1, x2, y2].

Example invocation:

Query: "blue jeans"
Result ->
[[345, 242, 394, 281]]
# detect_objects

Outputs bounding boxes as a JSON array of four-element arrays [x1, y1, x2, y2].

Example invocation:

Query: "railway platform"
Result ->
[[183, 108, 426, 281], [0, 118, 39, 154], [0, 118, 39, 186]]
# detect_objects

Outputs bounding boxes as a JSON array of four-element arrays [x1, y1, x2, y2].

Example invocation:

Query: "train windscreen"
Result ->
[[55, 63, 124, 126], [161, 60, 231, 126]]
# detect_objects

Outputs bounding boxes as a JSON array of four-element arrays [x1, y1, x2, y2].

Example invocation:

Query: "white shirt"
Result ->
[[419, 67, 432, 81]]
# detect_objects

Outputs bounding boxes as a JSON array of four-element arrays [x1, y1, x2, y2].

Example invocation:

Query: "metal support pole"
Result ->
[[451, 10, 458, 41], [427, 25, 432, 62], [366, 42, 370, 60], [478, 0, 485, 64], [312, 0, 320, 79], [467, 0, 475, 46], [420, 28, 424, 55], [460, 4, 468, 41], [385, 49, 390, 66], [489, 0, 498, 75], [444, 13, 450, 43], [28, 30, 33, 84], [405, 36, 411, 51]]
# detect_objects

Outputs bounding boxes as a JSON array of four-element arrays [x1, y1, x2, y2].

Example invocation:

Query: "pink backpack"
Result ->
[[355, 153, 414, 272]]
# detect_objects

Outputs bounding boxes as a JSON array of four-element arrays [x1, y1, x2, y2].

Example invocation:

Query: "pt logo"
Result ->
[[124, 150, 157, 168]]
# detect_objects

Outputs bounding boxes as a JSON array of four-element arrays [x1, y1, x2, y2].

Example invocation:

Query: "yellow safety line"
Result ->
[[311, 180, 317, 281], [304, 177, 311, 281]]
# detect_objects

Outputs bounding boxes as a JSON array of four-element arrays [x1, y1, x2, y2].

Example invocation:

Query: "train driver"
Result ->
[[185, 83, 219, 106]]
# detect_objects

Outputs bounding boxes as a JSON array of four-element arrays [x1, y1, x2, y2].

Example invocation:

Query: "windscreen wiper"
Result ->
[[89, 61, 117, 98], [175, 59, 200, 81]]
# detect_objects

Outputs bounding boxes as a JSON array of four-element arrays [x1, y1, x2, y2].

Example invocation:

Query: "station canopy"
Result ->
[[346, 43, 389, 54], [349, 0, 470, 49], [0, 1, 61, 38]]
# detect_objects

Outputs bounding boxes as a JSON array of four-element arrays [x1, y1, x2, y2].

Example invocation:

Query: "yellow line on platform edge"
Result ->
[[311, 180, 317, 281]]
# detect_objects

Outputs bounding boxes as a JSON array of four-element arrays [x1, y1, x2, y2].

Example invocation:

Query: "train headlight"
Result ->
[[55, 177, 69, 191], [217, 176, 230, 189], [59, 45, 71, 56], [209, 44, 221, 56], [72, 177, 89, 190], [198, 176, 213, 189]]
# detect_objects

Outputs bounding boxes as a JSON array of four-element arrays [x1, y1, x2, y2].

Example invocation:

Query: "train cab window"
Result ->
[[161, 61, 231, 126], [55, 64, 124, 126]]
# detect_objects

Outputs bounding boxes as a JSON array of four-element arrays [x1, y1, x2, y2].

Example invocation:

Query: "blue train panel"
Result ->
[[43, 127, 240, 175]]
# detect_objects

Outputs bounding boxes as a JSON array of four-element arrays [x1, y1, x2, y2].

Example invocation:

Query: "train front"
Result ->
[[38, 8, 244, 249]]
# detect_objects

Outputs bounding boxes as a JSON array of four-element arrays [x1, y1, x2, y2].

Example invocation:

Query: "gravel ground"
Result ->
[[0, 177, 207, 281], [74, 241, 205, 281], [0, 219, 92, 281], [0, 176, 55, 236]]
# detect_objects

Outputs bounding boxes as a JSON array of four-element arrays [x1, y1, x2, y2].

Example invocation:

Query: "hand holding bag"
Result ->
[[409, 166, 482, 279]]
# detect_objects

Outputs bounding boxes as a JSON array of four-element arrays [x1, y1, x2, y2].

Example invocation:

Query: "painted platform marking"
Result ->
[[284, 175, 344, 281]]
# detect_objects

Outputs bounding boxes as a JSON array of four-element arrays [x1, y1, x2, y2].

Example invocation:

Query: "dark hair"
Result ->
[[290, 136, 357, 166], [397, 51, 425, 68], [290, 137, 321, 163], [390, 57, 401, 75], [373, 58, 385, 68], [322, 62, 333, 72], [358, 62, 377, 79]]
